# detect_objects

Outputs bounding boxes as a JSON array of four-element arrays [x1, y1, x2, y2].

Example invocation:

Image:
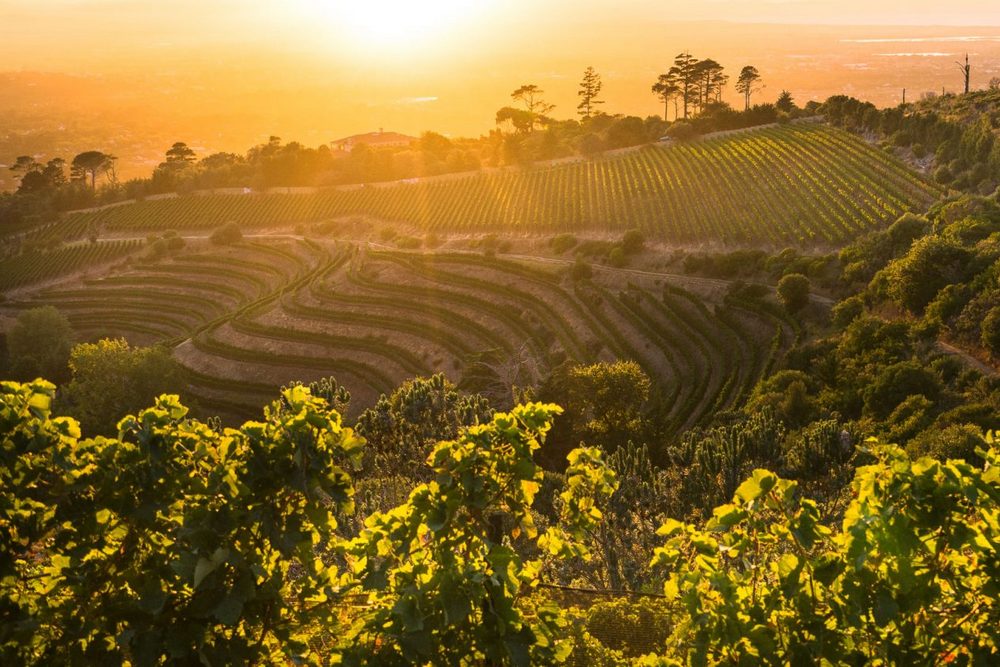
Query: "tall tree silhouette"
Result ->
[[577, 66, 604, 119], [736, 66, 763, 111], [668, 52, 700, 119], [511, 84, 555, 133], [652, 72, 681, 121], [71, 151, 116, 189]]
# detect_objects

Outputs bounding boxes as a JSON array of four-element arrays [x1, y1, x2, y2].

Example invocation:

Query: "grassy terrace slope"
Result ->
[[55, 124, 940, 246], [5, 239, 794, 428]]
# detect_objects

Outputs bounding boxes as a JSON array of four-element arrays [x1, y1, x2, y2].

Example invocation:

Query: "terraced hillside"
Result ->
[[49, 124, 940, 246], [0, 240, 142, 291], [3, 239, 795, 429]]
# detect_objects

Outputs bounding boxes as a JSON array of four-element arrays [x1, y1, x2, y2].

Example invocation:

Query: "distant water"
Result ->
[[843, 36, 1000, 43], [874, 52, 955, 57]]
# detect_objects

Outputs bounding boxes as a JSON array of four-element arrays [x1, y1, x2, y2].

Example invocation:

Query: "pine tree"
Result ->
[[577, 66, 604, 119]]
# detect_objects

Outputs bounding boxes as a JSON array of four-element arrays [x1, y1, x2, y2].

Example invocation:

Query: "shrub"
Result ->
[[980, 306, 1000, 355], [884, 236, 972, 314], [583, 598, 672, 658], [145, 238, 169, 259], [6, 306, 75, 382], [906, 423, 984, 463], [776, 273, 810, 313], [570, 257, 592, 281], [864, 360, 941, 419], [665, 121, 698, 142], [934, 164, 954, 184], [394, 235, 421, 249], [831, 294, 864, 328], [550, 233, 578, 254], [608, 246, 626, 267], [165, 235, 186, 251], [210, 221, 242, 245], [621, 229, 645, 254]]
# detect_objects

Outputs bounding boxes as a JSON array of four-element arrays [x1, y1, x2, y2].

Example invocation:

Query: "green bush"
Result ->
[[906, 423, 984, 463], [981, 306, 1000, 355], [5, 306, 75, 382], [864, 360, 941, 419], [831, 294, 864, 328], [776, 273, 810, 313], [647, 441, 1000, 664], [883, 235, 972, 314]]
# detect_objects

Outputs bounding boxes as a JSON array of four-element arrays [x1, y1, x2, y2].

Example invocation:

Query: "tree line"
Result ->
[[1, 57, 793, 235]]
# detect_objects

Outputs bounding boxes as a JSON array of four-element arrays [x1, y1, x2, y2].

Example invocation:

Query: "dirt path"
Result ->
[[937, 341, 998, 377]]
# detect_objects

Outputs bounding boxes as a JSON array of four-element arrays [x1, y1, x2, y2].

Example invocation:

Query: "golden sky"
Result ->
[[2, 1, 1000, 164], [5, 1, 1000, 70]]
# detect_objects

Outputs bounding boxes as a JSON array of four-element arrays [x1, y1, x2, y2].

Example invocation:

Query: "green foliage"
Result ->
[[538, 361, 652, 469], [0, 380, 363, 665], [648, 439, 1000, 664], [354, 373, 492, 478], [882, 235, 973, 314], [340, 404, 617, 665], [592, 442, 684, 590], [782, 418, 854, 480], [671, 410, 785, 512], [981, 306, 1000, 355], [51, 124, 938, 247], [776, 272, 810, 313], [748, 370, 819, 428], [863, 360, 941, 419], [905, 423, 985, 463], [831, 293, 865, 328], [4, 306, 75, 382], [63, 338, 186, 435], [282, 375, 351, 415], [582, 597, 672, 658]]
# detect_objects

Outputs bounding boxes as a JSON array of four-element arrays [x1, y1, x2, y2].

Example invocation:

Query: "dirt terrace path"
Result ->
[[937, 341, 998, 377]]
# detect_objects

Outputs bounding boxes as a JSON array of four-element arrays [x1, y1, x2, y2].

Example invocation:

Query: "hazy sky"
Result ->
[[3, 0, 1000, 175], [5, 1, 1000, 61]]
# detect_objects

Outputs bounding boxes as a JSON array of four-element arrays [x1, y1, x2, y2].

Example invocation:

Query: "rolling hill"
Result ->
[[41, 123, 941, 247]]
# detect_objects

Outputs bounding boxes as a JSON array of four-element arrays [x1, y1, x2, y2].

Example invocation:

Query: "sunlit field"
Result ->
[[4, 1, 1000, 665]]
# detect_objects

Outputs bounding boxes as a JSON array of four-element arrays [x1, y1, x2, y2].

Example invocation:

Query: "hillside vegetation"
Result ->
[[3, 379, 998, 664], [4, 239, 795, 430], [46, 124, 939, 247], [824, 89, 1000, 194]]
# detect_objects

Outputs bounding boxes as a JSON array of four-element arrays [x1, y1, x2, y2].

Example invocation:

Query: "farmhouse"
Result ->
[[331, 129, 416, 152]]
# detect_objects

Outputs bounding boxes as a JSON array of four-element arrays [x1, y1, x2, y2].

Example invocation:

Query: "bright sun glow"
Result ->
[[303, 0, 481, 51]]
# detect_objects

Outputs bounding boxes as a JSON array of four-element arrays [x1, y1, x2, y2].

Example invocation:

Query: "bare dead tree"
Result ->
[[956, 54, 971, 94]]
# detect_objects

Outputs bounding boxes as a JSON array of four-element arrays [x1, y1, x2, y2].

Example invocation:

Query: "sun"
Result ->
[[301, 0, 481, 51]]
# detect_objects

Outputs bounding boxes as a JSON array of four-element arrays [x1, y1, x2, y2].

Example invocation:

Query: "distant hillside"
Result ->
[[49, 123, 940, 248], [908, 89, 1000, 126], [824, 90, 1000, 194]]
